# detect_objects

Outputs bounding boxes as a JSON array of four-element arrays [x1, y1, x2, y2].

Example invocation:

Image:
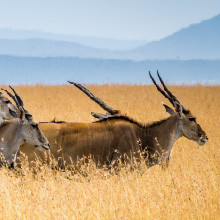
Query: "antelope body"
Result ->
[[20, 119, 138, 166], [20, 109, 207, 167]]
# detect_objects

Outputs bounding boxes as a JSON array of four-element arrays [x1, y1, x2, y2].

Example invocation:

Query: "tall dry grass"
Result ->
[[0, 84, 219, 219]]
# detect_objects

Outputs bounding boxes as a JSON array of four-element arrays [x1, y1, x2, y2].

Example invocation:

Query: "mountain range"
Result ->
[[0, 14, 220, 84], [0, 29, 147, 51], [122, 14, 220, 60], [0, 14, 220, 60]]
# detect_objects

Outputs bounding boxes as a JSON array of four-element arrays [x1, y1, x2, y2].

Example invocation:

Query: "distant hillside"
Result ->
[[0, 39, 112, 58], [0, 56, 219, 84], [122, 14, 220, 60], [0, 14, 219, 60], [0, 29, 147, 50]]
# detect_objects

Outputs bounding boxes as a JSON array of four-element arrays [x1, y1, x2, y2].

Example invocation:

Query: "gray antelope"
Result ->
[[19, 72, 208, 168], [0, 86, 50, 167]]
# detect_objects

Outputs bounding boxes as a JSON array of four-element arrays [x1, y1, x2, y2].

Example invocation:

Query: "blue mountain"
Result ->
[[0, 39, 112, 58], [0, 29, 147, 51], [122, 14, 220, 60], [0, 14, 220, 60]]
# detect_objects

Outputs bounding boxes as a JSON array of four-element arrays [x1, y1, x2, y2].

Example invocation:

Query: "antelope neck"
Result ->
[[139, 115, 182, 152]]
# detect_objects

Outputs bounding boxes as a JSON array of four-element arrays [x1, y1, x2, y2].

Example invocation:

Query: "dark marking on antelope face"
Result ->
[[181, 112, 208, 146]]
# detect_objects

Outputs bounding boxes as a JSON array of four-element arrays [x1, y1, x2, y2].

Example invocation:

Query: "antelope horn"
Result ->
[[91, 112, 113, 120], [1, 88, 19, 108], [156, 71, 180, 104], [68, 81, 119, 115], [8, 86, 33, 120], [9, 85, 24, 107], [149, 71, 174, 105], [149, 71, 187, 112]]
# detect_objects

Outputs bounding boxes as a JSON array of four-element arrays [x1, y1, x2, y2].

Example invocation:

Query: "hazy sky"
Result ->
[[0, 0, 220, 40]]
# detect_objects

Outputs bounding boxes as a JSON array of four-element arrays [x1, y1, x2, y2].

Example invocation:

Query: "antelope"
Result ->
[[19, 72, 208, 168], [69, 73, 209, 166], [0, 86, 50, 167]]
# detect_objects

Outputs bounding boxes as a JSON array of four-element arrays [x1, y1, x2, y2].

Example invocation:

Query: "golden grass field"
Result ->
[[0, 84, 219, 219]]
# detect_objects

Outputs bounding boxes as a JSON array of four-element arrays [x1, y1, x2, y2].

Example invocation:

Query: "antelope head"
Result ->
[[2, 86, 50, 151], [149, 71, 208, 146], [17, 106, 50, 151]]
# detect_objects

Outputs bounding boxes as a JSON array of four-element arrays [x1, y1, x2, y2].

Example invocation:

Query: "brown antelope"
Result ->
[[0, 86, 50, 167], [19, 72, 208, 168], [69, 73, 208, 166]]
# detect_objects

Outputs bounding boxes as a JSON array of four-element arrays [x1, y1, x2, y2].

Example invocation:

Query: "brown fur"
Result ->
[[19, 108, 207, 168]]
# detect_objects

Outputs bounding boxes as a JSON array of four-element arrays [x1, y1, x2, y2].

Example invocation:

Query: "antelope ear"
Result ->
[[174, 101, 183, 117], [162, 102, 174, 115], [18, 107, 25, 122]]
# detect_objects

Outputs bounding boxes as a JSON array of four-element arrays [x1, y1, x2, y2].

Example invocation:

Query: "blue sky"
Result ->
[[0, 0, 220, 40]]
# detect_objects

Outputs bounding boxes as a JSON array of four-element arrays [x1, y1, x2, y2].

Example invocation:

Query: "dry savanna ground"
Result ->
[[0, 84, 219, 219]]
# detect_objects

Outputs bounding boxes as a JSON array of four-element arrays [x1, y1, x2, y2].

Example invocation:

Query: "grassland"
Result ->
[[0, 84, 219, 219]]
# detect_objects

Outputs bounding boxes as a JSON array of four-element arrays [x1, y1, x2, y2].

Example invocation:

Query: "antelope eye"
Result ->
[[31, 123, 38, 129], [5, 100, 11, 104], [189, 117, 196, 122]]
